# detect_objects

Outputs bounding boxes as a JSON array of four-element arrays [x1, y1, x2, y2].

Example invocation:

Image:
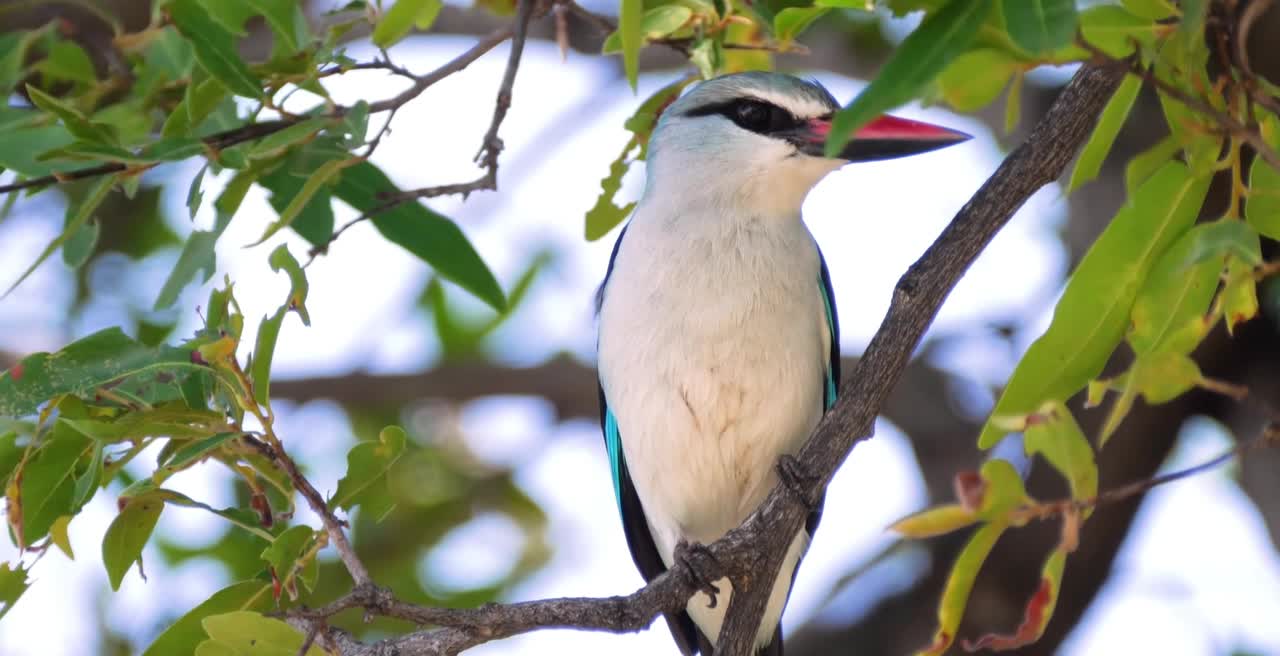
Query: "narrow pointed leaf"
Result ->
[[250, 158, 350, 246], [620, 0, 643, 89], [1068, 73, 1141, 192], [103, 494, 164, 590], [200, 611, 325, 656], [142, 581, 273, 656], [168, 0, 263, 98], [1002, 0, 1078, 54], [373, 0, 432, 48], [1022, 402, 1097, 500], [978, 162, 1210, 448], [331, 426, 406, 512], [916, 520, 1008, 655], [251, 308, 286, 406], [4, 176, 114, 298], [0, 327, 205, 417], [332, 162, 505, 311], [0, 562, 30, 621]]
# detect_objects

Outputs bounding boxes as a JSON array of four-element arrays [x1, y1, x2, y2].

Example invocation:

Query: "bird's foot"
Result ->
[[776, 454, 820, 511], [674, 540, 722, 609]]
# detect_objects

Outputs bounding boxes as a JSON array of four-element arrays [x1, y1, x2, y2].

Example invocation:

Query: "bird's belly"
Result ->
[[604, 291, 826, 553]]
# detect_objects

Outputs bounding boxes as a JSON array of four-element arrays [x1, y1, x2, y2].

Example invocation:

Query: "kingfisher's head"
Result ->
[[646, 72, 970, 217]]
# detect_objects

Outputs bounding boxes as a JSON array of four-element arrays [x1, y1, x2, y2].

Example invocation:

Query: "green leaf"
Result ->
[[0, 562, 31, 621], [1224, 255, 1260, 333], [163, 78, 229, 138], [39, 41, 96, 84], [187, 165, 207, 219], [155, 232, 220, 310], [168, 0, 264, 98], [1128, 222, 1227, 356], [244, 0, 310, 52], [247, 119, 327, 160], [1022, 402, 1097, 501], [159, 432, 240, 473], [61, 219, 100, 269], [251, 308, 286, 406], [584, 143, 638, 241], [1004, 71, 1023, 134], [890, 504, 977, 538], [774, 7, 828, 44], [150, 489, 274, 540], [1125, 135, 1181, 195], [620, 0, 643, 90], [918, 520, 1009, 655], [1079, 5, 1158, 57], [199, 611, 325, 656], [372, 0, 434, 48], [49, 515, 74, 558], [1122, 0, 1177, 20], [332, 162, 505, 311], [0, 126, 77, 177], [4, 175, 114, 298], [260, 525, 315, 599], [0, 327, 205, 417], [331, 425, 407, 512], [1002, 0, 1077, 54], [71, 441, 104, 509], [267, 245, 310, 326], [259, 168, 335, 246], [15, 427, 91, 546], [142, 580, 273, 656], [341, 100, 370, 148], [975, 459, 1027, 517], [642, 5, 693, 39], [156, 166, 256, 310], [1247, 155, 1280, 240], [826, 0, 992, 156], [60, 406, 225, 443], [1180, 219, 1261, 268], [414, 0, 444, 30], [102, 494, 164, 590], [936, 48, 1017, 112], [25, 84, 117, 145], [250, 157, 351, 246], [1068, 73, 1142, 193], [977, 162, 1210, 448]]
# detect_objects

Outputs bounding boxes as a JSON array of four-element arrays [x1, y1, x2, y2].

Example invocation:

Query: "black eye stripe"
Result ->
[[684, 98, 800, 135]]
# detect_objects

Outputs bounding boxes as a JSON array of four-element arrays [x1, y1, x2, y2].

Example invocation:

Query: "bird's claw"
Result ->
[[776, 454, 819, 511], [674, 540, 722, 609]]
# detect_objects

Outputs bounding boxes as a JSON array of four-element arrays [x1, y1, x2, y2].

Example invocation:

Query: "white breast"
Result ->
[[597, 201, 830, 648]]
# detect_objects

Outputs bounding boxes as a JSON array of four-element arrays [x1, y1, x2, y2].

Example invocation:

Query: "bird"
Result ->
[[595, 71, 969, 655]]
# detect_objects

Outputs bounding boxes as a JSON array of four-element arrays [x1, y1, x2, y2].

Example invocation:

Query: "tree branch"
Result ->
[[712, 61, 1128, 656]]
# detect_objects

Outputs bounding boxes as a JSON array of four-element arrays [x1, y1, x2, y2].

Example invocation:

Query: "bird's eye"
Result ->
[[729, 100, 792, 134]]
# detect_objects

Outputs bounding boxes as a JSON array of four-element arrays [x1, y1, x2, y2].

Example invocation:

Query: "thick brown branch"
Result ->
[[712, 63, 1129, 655]]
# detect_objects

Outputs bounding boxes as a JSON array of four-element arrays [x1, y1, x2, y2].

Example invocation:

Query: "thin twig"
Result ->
[[0, 26, 519, 198], [1078, 38, 1280, 170], [1013, 422, 1280, 523], [306, 0, 541, 263]]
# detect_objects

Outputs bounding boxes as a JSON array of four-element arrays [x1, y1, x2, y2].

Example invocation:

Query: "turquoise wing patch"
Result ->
[[820, 278, 838, 411], [604, 407, 624, 514]]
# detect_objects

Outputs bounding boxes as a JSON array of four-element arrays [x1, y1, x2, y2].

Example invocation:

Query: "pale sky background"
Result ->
[[1, 23, 1280, 656]]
